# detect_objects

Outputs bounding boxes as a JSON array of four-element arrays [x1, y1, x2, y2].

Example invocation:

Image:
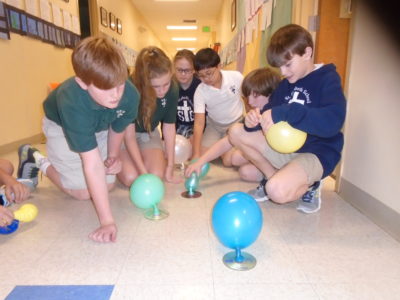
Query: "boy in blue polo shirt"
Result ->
[[229, 24, 346, 213], [20, 37, 140, 242]]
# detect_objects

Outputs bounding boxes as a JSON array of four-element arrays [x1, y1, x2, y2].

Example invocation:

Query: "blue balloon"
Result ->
[[212, 191, 263, 250]]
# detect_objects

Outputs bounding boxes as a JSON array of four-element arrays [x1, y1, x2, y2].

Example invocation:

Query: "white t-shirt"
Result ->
[[194, 70, 244, 124]]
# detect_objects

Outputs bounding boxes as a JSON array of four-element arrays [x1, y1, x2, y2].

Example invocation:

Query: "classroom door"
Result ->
[[315, 0, 351, 190]]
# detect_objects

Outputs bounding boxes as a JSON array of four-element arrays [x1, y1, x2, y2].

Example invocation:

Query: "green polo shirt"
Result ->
[[135, 80, 178, 133], [43, 77, 139, 152]]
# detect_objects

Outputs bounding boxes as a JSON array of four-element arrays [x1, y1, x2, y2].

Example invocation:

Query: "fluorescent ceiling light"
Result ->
[[167, 26, 197, 30], [177, 48, 196, 51], [172, 37, 197, 41]]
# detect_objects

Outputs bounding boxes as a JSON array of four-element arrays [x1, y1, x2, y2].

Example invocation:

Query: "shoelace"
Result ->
[[28, 166, 39, 178], [302, 189, 315, 203]]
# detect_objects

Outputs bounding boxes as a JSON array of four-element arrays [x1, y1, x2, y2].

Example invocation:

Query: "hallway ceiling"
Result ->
[[130, 0, 223, 56]]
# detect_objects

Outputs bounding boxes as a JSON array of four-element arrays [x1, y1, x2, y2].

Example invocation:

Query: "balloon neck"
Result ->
[[235, 248, 244, 263], [153, 205, 160, 216]]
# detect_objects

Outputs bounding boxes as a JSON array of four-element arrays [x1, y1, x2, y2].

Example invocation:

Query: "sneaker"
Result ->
[[17, 144, 40, 187], [297, 181, 322, 214], [248, 178, 269, 202]]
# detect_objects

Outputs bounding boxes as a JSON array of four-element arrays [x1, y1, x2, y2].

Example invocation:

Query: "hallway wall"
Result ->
[[0, 0, 162, 153], [340, 1, 400, 214]]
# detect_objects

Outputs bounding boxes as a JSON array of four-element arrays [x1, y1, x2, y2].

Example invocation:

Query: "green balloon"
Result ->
[[130, 174, 165, 209], [185, 172, 199, 195], [189, 159, 210, 179]]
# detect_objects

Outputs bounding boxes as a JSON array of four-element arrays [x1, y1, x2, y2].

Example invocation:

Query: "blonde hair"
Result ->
[[132, 46, 172, 132], [72, 36, 127, 89]]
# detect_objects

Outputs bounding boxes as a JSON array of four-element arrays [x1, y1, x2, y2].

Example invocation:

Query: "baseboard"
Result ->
[[0, 134, 46, 156], [339, 178, 400, 242]]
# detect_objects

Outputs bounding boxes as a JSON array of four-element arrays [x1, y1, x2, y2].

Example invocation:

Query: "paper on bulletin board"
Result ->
[[6, 0, 23, 9], [266, 0, 273, 29], [39, 0, 51, 23], [25, 0, 38, 16], [51, 3, 62, 27], [62, 9, 71, 31], [72, 15, 80, 35]]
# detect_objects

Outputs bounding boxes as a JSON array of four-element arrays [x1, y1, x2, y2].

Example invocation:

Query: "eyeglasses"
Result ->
[[196, 67, 217, 80], [175, 68, 194, 75]]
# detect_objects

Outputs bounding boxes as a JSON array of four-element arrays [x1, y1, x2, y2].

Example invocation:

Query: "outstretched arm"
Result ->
[[185, 136, 232, 177], [162, 123, 182, 184], [124, 124, 147, 174], [80, 149, 116, 243], [192, 113, 206, 159]]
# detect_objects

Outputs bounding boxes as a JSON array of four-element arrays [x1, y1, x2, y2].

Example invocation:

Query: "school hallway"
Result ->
[[1, 143, 399, 300]]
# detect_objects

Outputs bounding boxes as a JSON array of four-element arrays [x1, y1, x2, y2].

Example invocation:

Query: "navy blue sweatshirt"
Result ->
[[245, 64, 346, 178]]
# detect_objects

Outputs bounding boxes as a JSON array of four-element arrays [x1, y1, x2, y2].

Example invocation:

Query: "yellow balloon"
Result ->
[[14, 203, 38, 223], [266, 121, 307, 154]]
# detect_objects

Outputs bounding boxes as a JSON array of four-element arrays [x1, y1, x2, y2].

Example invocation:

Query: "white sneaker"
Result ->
[[248, 178, 269, 202]]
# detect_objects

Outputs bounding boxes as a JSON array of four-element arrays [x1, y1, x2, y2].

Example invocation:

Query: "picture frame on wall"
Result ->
[[109, 12, 116, 31], [231, 0, 236, 31], [100, 7, 108, 27], [7, 8, 22, 33], [116, 18, 122, 34]]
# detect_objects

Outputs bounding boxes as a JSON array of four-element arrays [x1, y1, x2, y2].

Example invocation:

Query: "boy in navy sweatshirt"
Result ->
[[229, 24, 346, 213]]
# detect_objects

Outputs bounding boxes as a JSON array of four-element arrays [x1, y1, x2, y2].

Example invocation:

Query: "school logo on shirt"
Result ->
[[229, 85, 237, 94], [285, 86, 311, 105], [160, 98, 167, 108], [116, 110, 126, 118]]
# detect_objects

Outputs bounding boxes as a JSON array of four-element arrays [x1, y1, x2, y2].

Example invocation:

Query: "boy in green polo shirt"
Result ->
[[20, 37, 140, 243]]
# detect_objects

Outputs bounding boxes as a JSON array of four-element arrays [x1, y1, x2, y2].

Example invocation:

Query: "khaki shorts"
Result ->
[[262, 141, 323, 185], [42, 117, 116, 190], [136, 128, 163, 150], [202, 116, 243, 148]]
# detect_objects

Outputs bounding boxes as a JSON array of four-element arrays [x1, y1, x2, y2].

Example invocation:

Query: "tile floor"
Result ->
[[1, 144, 400, 300]]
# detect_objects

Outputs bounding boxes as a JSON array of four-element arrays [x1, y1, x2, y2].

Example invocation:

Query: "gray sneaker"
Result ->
[[248, 178, 269, 202], [17, 144, 40, 187], [297, 181, 322, 214]]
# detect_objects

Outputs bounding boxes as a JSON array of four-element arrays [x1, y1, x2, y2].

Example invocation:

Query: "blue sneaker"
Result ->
[[248, 177, 269, 202], [297, 181, 322, 214], [17, 144, 40, 187]]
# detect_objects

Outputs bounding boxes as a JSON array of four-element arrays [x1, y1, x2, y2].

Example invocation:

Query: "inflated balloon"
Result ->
[[14, 203, 38, 223], [185, 172, 199, 194], [174, 134, 192, 164], [182, 172, 201, 198], [212, 191, 263, 270], [130, 174, 165, 209], [189, 159, 210, 179], [265, 121, 307, 154]]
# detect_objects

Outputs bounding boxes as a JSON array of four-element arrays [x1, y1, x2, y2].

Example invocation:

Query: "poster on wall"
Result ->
[[0, 2, 10, 39], [39, 0, 51, 22], [25, 0, 38, 16], [6, 0, 23, 10]]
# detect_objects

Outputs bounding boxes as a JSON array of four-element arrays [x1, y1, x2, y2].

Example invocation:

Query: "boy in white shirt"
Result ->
[[191, 48, 244, 165]]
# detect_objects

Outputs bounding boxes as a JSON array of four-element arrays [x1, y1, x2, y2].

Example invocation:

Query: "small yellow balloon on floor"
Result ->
[[265, 121, 307, 154], [14, 203, 38, 223]]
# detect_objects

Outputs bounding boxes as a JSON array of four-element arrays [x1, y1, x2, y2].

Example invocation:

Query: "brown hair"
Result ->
[[132, 46, 172, 132], [242, 68, 280, 99], [72, 36, 127, 89], [267, 24, 313, 68], [173, 49, 195, 65]]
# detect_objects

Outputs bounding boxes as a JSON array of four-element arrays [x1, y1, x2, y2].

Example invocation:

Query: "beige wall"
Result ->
[[0, 0, 163, 151], [95, 0, 163, 53], [341, 1, 400, 213], [0, 1, 78, 149]]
